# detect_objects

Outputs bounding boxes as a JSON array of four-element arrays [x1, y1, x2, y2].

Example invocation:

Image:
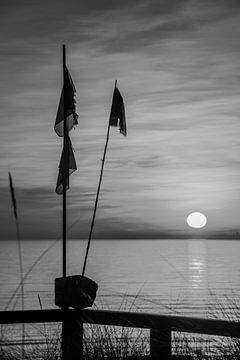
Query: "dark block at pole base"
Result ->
[[55, 275, 98, 309]]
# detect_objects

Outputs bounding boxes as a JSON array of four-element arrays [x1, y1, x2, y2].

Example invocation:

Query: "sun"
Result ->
[[187, 212, 207, 229]]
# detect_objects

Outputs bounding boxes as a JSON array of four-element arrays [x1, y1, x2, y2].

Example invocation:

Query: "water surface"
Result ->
[[0, 239, 239, 319]]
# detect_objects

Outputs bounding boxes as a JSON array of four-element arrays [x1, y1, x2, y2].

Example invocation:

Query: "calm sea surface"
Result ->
[[0, 239, 239, 319]]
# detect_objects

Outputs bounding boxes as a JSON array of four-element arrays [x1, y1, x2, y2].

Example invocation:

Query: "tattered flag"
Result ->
[[109, 87, 127, 136], [56, 135, 77, 195], [54, 66, 78, 137]]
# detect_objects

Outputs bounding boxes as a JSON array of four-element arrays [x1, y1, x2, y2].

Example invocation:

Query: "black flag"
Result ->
[[54, 66, 78, 137], [56, 135, 77, 195], [109, 87, 127, 136]]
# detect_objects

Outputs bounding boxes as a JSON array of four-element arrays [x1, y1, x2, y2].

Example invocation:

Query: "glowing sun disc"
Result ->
[[187, 212, 207, 229]]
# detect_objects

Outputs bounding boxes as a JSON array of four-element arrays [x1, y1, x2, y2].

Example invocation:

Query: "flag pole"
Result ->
[[62, 44, 67, 278], [8, 172, 25, 356], [82, 80, 117, 276]]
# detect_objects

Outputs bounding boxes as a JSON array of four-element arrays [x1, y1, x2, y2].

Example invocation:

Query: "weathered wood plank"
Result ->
[[0, 309, 239, 338]]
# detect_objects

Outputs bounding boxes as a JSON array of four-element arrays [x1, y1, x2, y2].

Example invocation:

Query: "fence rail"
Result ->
[[0, 309, 240, 359]]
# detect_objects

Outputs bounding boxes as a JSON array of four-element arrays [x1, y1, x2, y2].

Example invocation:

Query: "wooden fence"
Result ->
[[0, 309, 240, 359]]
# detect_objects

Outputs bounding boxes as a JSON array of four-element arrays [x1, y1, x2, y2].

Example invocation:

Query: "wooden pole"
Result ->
[[150, 327, 171, 360], [62, 44, 67, 278], [62, 310, 83, 360], [82, 80, 117, 276], [61, 45, 83, 360]]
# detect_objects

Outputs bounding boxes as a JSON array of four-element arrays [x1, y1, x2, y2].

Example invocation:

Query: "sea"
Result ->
[[0, 239, 239, 320]]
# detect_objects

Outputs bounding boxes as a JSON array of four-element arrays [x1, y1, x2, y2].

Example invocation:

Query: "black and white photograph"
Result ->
[[0, 1, 240, 359]]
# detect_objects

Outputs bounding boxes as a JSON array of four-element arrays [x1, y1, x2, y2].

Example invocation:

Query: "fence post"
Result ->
[[62, 309, 83, 360], [150, 326, 171, 360]]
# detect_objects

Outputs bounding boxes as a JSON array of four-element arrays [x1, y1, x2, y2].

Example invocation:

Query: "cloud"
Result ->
[[1, 0, 240, 238]]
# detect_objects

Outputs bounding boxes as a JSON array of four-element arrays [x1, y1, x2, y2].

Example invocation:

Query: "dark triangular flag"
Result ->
[[56, 135, 77, 195], [109, 87, 126, 136], [54, 66, 78, 137]]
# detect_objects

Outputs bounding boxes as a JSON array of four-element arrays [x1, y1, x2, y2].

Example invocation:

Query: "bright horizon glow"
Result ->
[[187, 212, 207, 229]]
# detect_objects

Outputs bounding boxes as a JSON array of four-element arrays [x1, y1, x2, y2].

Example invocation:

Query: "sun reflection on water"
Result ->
[[188, 241, 206, 289]]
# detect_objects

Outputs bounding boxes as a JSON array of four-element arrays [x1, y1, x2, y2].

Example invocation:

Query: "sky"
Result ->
[[1, 0, 240, 240]]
